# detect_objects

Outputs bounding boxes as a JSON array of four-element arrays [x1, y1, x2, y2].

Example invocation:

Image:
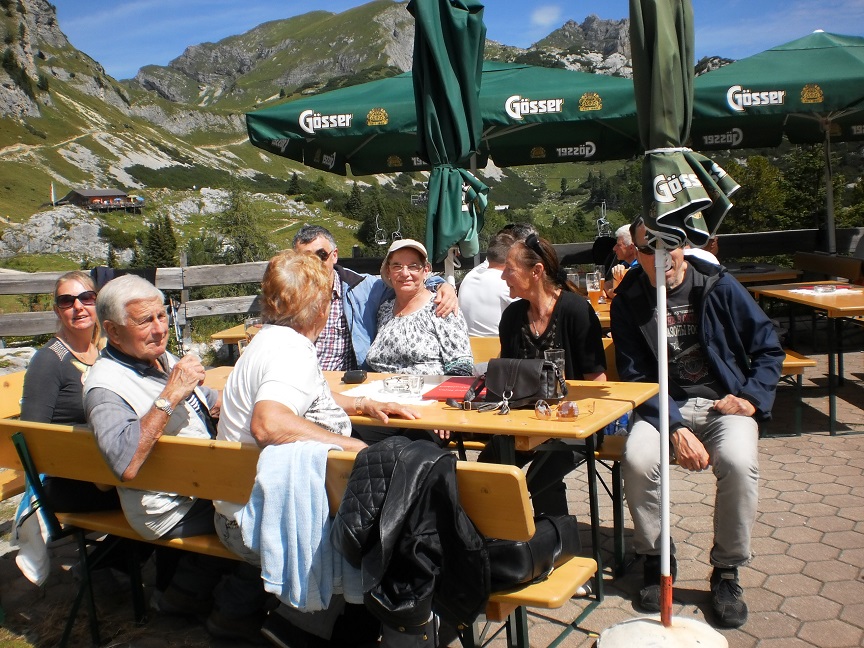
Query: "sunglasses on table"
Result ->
[[56, 290, 97, 309]]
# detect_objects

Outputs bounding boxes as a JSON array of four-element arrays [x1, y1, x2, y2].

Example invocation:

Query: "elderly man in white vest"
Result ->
[[83, 274, 266, 643]]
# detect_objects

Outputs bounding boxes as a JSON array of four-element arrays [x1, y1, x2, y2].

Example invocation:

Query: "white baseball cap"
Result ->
[[380, 238, 429, 287]]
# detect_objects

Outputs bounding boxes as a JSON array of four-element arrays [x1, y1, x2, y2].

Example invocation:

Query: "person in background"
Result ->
[[83, 275, 266, 643], [292, 225, 457, 371], [21, 271, 119, 512], [684, 235, 720, 265], [610, 217, 783, 628], [478, 234, 607, 516], [607, 224, 639, 298], [458, 231, 517, 336]]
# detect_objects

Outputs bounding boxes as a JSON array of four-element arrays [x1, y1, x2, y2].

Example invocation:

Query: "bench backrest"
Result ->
[[0, 418, 534, 541], [469, 336, 501, 364], [602, 338, 619, 381], [793, 252, 863, 283], [0, 370, 26, 419]]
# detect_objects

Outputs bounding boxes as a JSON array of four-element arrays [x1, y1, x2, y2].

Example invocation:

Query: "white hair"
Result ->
[[96, 274, 164, 326], [615, 225, 632, 245]]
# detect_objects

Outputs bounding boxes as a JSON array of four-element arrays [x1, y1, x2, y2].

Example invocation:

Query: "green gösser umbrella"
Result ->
[[630, 0, 738, 250], [692, 31, 864, 253], [408, 0, 487, 263], [245, 62, 640, 179]]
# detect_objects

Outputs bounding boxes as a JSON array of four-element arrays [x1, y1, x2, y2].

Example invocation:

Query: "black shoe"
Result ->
[[149, 586, 212, 619], [637, 554, 677, 613], [206, 608, 268, 645], [711, 567, 748, 628], [261, 611, 326, 648]]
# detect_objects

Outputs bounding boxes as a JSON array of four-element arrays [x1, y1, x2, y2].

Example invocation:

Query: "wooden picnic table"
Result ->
[[748, 281, 864, 435], [725, 262, 802, 285]]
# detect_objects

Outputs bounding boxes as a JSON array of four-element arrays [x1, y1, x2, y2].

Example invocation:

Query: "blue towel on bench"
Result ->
[[240, 441, 362, 611]]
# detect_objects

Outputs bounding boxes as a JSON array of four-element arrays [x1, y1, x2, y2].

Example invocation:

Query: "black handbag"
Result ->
[[486, 514, 581, 591], [481, 358, 567, 410]]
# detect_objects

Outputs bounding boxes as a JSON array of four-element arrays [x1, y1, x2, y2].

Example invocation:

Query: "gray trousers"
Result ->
[[622, 397, 759, 568]]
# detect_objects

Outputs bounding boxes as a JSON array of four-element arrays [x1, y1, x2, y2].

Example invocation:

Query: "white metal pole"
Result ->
[[655, 246, 672, 626]]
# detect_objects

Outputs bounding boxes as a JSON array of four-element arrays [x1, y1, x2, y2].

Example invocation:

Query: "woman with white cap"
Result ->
[[365, 239, 474, 377]]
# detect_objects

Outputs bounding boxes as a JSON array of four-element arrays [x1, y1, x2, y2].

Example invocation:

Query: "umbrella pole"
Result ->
[[655, 247, 673, 627], [823, 127, 836, 254]]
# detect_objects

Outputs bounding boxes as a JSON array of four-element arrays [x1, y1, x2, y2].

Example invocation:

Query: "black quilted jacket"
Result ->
[[331, 437, 490, 630]]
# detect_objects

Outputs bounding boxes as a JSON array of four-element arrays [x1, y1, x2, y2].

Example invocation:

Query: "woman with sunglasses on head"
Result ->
[[21, 270, 119, 512], [478, 234, 607, 516]]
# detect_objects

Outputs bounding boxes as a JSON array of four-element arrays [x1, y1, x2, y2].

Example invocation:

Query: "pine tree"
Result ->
[[345, 182, 363, 220], [287, 172, 300, 195], [213, 181, 275, 264]]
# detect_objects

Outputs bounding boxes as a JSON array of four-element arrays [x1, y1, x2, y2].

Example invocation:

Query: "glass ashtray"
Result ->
[[383, 374, 425, 396], [814, 285, 836, 293]]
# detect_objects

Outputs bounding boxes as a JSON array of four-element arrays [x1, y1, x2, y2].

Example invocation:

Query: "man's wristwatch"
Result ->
[[153, 397, 174, 416]]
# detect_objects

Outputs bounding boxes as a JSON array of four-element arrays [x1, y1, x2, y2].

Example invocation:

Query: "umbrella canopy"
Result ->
[[630, 0, 738, 250], [245, 63, 640, 176], [693, 31, 864, 146], [479, 62, 640, 165], [407, 0, 487, 263], [691, 30, 864, 253]]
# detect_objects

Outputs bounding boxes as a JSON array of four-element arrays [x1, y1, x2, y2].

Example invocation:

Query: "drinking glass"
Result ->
[[594, 265, 607, 303], [544, 348, 567, 382], [585, 272, 602, 310], [244, 316, 262, 341]]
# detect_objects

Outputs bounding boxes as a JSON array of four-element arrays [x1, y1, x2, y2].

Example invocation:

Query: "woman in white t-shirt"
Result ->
[[214, 250, 420, 558]]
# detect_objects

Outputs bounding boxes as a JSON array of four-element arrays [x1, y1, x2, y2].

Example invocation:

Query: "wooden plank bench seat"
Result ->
[[0, 417, 597, 648]]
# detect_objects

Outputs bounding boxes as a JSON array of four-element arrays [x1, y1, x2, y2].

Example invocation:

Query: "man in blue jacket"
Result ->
[[292, 225, 456, 370], [610, 218, 784, 629]]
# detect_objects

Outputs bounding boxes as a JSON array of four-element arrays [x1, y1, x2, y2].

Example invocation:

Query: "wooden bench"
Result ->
[[793, 251, 863, 284], [0, 370, 27, 502], [0, 418, 598, 648]]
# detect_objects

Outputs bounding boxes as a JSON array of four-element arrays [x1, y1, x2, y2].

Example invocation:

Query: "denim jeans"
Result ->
[[622, 397, 759, 568]]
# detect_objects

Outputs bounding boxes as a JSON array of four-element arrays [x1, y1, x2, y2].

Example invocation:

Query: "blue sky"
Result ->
[[55, 0, 864, 80]]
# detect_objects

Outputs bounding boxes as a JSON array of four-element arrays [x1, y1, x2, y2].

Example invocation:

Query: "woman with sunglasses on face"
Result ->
[[21, 271, 119, 512], [478, 234, 607, 516]]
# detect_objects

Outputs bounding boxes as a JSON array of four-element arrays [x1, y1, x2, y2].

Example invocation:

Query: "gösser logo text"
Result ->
[[653, 173, 703, 203], [726, 85, 786, 112], [299, 109, 353, 134], [505, 95, 564, 120]]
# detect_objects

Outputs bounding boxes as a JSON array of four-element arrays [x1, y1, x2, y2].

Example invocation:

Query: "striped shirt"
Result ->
[[315, 273, 356, 371]]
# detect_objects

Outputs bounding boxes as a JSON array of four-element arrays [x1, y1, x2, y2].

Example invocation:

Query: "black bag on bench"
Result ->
[[486, 514, 581, 591]]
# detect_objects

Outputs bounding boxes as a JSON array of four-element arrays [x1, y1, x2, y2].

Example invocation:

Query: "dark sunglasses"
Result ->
[[636, 244, 656, 256], [56, 290, 97, 309], [314, 248, 332, 261]]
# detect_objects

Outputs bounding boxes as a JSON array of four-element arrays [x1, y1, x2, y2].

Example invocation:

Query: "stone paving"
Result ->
[[0, 346, 862, 647]]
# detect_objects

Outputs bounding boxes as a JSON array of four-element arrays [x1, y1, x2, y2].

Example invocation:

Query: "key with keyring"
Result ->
[[477, 400, 503, 413]]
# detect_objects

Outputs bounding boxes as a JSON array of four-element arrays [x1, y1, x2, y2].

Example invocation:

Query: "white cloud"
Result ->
[[531, 5, 562, 28]]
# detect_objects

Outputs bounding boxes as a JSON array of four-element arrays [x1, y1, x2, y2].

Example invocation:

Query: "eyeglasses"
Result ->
[[56, 290, 97, 309], [388, 262, 425, 274], [314, 248, 333, 261], [534, 399, 594, 420], [635, 244, 656, 256]]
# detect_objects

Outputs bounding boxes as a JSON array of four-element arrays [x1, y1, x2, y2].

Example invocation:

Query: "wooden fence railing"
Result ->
[[2, 227, 861, 341]]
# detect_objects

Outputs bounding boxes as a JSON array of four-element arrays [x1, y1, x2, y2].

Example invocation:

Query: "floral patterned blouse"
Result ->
[[366, 299, 474, 375]]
